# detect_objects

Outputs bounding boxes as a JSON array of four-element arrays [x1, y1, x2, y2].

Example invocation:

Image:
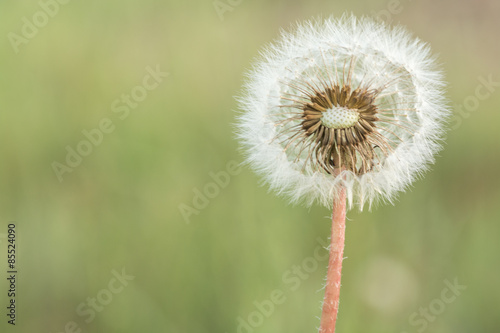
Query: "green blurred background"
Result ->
[[0, 0, 499, 332]]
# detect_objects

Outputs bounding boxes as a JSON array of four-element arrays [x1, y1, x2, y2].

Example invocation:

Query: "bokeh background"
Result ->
[[0, 0, 499, 332]]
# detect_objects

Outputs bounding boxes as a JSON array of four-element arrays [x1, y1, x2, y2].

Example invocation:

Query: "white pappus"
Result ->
[[236, 14, 450, 210]]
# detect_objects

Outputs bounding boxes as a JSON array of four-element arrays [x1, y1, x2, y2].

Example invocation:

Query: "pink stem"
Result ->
[[319, 187, 347, 333]]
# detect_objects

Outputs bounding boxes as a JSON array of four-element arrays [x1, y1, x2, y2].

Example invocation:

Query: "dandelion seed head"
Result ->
[[236, 14, 450, 210], [321, 106, 359, 129]]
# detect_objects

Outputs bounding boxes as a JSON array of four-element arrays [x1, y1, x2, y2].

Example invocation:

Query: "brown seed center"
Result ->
[[296, 84, 385, 174]]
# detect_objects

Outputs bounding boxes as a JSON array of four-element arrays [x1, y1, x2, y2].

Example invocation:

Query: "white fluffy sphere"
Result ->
[[237, 14, 449, 210]]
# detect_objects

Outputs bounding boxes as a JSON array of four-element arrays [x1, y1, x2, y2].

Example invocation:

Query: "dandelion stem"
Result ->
[[319, 186, 346, 333]]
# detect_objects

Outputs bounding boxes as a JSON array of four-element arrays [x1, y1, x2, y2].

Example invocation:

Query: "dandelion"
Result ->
[[236, 14, 449, 332]]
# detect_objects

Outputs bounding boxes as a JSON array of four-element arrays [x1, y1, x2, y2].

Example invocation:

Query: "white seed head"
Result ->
[[236, 14, 450, 210], [321, 107, 360, 129]]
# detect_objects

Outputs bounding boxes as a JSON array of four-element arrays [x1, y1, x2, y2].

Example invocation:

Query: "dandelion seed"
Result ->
[[236, 14, 449, 333]]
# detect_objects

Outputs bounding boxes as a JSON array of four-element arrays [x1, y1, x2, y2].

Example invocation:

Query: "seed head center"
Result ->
[[321, 106, 360, 129]]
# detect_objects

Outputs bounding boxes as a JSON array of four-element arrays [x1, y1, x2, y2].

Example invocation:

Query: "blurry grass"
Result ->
[[0, 0, 499, 332]]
